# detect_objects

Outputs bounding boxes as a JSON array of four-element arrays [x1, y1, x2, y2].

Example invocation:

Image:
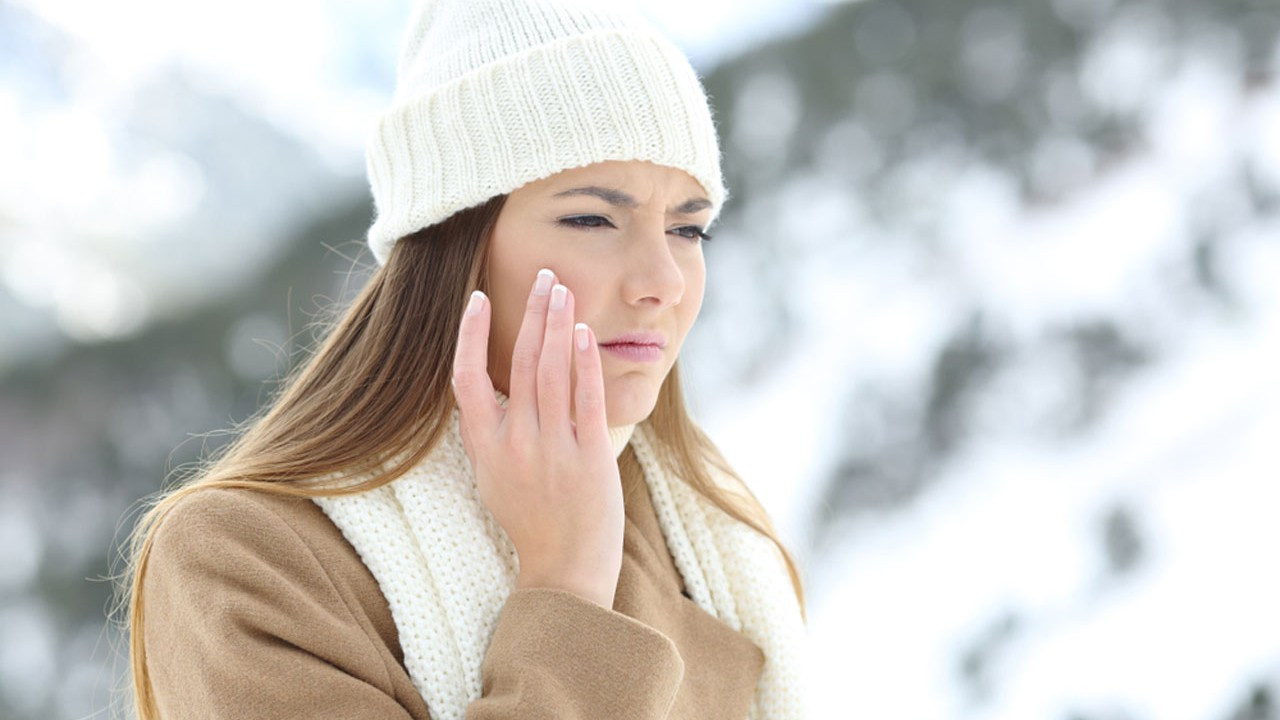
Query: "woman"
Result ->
[[122, 1, 810, 718]]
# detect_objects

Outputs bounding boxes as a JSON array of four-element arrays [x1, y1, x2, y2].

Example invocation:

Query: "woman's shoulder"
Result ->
[[146, 484, 373, 597], [139, 485, 423, 717], [144, 484, 399, 639], [152, 485, 328, 551]]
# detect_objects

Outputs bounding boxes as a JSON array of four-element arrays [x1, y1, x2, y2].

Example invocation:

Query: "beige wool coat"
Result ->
[[142, 453, 767, 719]]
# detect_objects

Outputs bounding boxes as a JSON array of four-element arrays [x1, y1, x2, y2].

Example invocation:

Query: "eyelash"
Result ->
[[558, 215, 713, 242]]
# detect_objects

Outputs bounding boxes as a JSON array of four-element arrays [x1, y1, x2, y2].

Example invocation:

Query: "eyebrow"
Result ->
[[552, 186, 713, 215]]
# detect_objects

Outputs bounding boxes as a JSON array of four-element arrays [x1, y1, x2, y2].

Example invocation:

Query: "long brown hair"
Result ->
[[119, 193, 806, 720]]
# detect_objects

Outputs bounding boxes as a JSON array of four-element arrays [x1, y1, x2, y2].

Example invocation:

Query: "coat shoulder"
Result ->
[[152, 485, 325, 548], [141, 484, 430, 718], [147, 483, 393, 623]]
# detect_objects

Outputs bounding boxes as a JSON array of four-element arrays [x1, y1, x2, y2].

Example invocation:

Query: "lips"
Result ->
[[599, 331, 667, 348], [599, 331, 666, 364]]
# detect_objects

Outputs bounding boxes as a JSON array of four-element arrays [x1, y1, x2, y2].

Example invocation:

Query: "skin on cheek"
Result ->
[[484, 273, 521, 396], [483, 221, 558, 397]]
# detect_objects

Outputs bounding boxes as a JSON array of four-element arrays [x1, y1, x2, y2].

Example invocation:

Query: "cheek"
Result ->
[[486, 228, 585, 354], [679, 257, 707, 328], [485, 237, 540, 359], [490, 280, 522, 360]]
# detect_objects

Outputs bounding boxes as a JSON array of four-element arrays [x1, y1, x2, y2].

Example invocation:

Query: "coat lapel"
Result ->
[[617, 448, 765, 719]]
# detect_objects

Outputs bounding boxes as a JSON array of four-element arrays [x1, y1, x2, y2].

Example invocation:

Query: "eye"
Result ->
[[671, 225, 713, 242], [558, 215, 615, 230]]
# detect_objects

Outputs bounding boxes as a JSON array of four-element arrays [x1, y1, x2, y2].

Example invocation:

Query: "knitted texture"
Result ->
[[365, 0, 728, 264], [313, 396, 810, 719]]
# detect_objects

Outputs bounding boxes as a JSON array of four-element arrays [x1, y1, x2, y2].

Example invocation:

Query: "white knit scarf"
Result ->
[[314, 398, 810, 719]]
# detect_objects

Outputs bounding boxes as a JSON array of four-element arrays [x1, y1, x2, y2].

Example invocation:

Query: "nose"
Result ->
[[621, 225, 686, 308]]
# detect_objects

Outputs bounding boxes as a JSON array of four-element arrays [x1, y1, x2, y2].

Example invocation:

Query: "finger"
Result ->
[[572, 322, 610, 450], [537, 283, 574, 437], [508, 268, 556, 427], [457, 398, 476, 463], [451, 290, 500, 431]]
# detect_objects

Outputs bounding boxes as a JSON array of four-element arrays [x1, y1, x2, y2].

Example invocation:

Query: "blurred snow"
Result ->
[[695, 45, 1280, 720]]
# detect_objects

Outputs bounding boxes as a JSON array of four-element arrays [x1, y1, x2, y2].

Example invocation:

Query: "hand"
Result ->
[[451, 268, 623, 609]]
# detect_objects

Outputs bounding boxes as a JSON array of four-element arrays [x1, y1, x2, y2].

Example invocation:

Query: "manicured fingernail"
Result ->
[[575, 323, 589, 351], [550, 284, 567, 311], [533, 268, 554, 296], [466, 290, 485, 316]]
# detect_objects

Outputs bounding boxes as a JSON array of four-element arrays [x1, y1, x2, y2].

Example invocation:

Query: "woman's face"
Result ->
[[485, 160, 712, 427]]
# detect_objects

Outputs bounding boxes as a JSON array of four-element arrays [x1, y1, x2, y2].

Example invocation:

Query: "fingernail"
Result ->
[[466, 290, 485, 316], [533, 268, 554, 296], [575, 323, 589, 351], [550, 284, 567, 311]]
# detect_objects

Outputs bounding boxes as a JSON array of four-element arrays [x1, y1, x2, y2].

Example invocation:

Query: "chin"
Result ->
[[603, 378, 660, 427]]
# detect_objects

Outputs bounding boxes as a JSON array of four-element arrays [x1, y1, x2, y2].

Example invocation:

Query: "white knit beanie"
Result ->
[[365, 0, 729, 265]]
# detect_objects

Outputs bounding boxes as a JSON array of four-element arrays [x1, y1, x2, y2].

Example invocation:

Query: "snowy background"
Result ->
[[1, 0, 1278, 718]]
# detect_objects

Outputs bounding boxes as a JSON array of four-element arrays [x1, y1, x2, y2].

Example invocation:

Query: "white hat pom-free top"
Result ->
[[364, 0, 730, 265]]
